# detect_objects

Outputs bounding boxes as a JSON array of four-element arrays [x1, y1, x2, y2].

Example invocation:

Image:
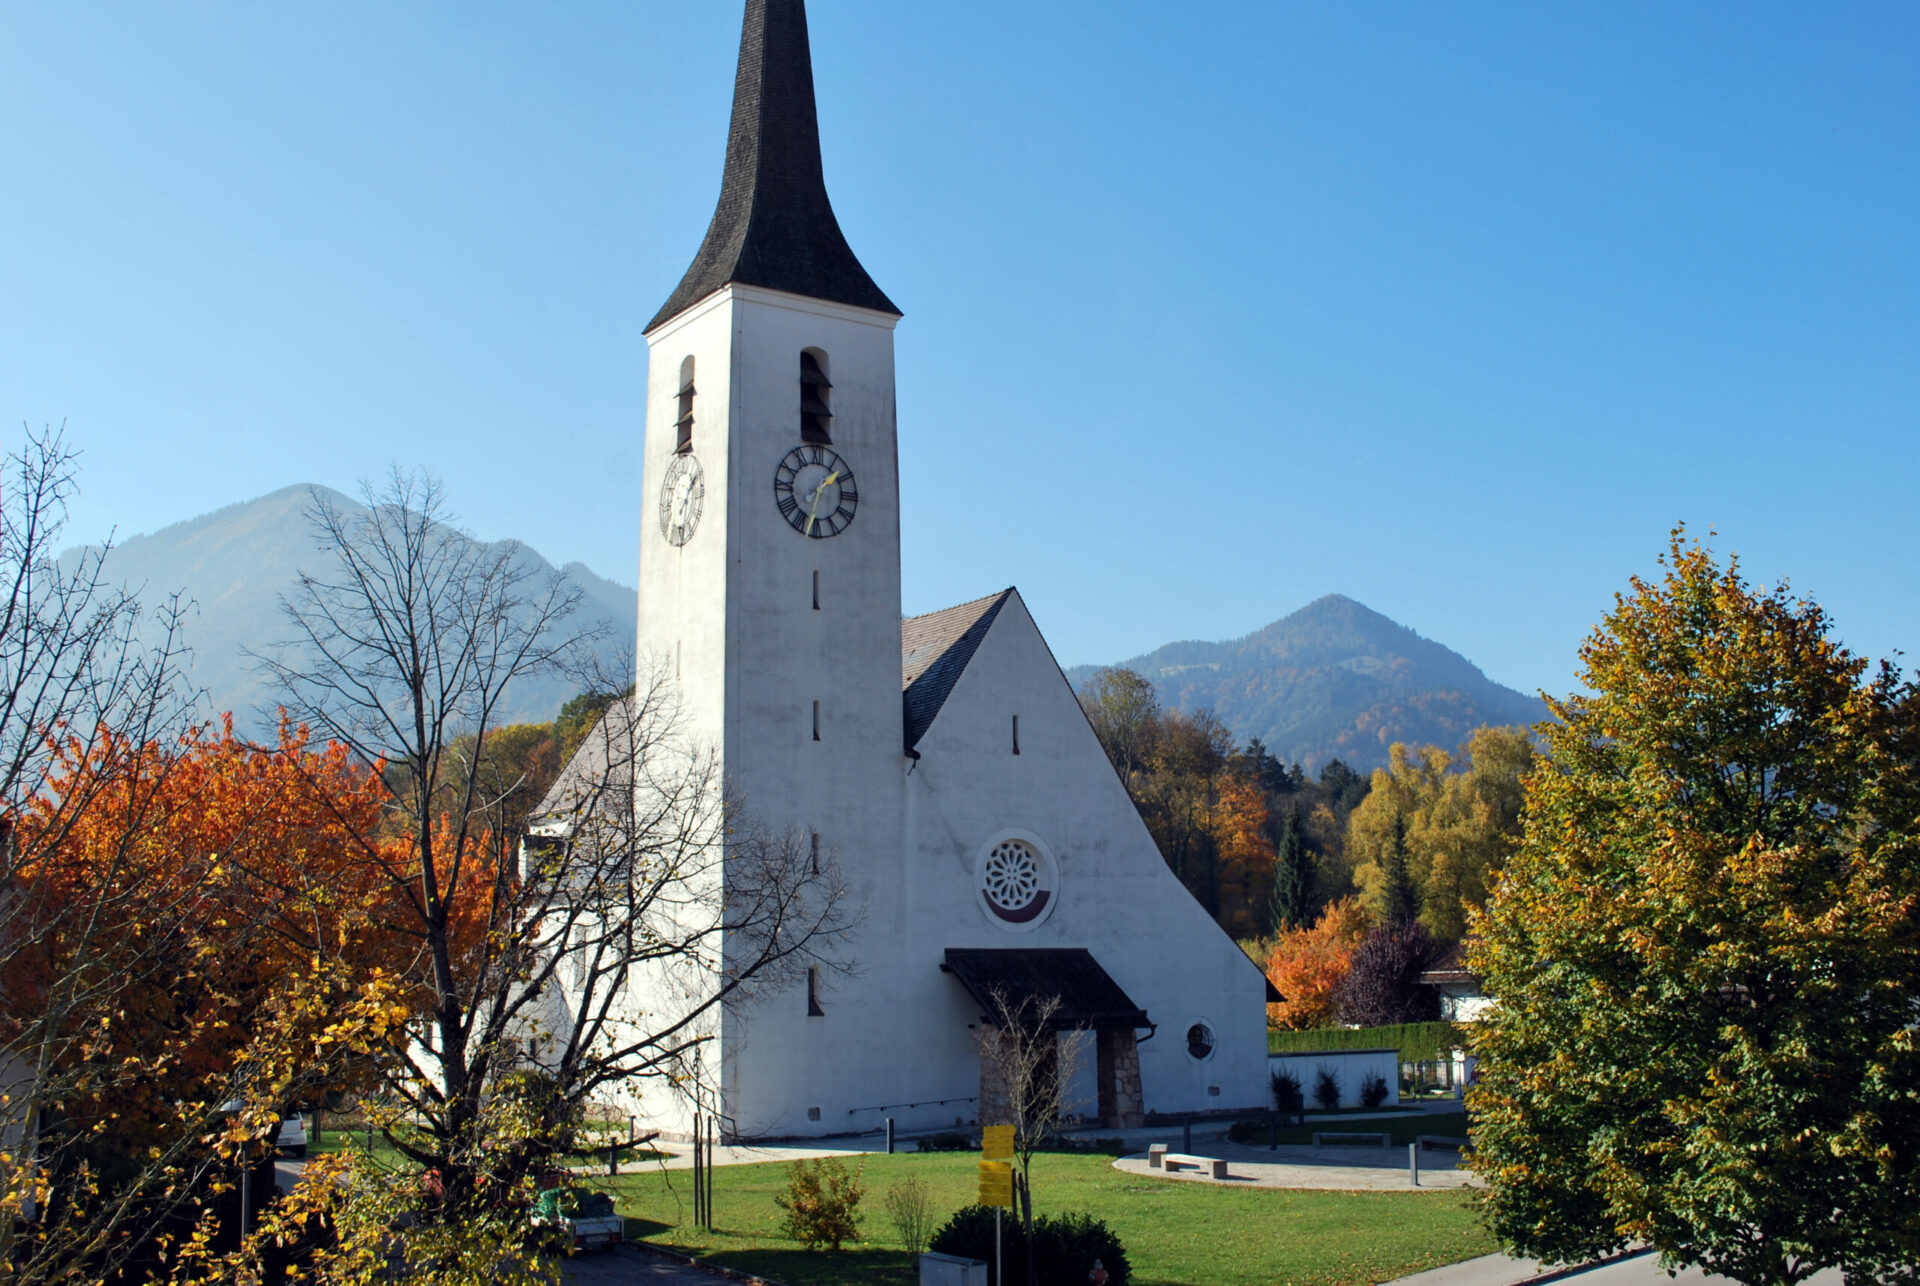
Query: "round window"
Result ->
[[1186, 1023, 1215, 1061], [973, 832, 1059, 932]]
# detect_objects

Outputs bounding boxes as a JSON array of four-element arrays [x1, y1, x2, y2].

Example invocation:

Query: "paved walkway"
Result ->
[[1112, 1139, 1476, 1191], [1384, 1249, 1844, 1286], [596, 1139, 876, 1178]]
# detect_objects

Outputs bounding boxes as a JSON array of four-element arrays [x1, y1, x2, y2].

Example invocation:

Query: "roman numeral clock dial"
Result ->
[[659, 454, 706, 547], [772, 445, 858, 539]]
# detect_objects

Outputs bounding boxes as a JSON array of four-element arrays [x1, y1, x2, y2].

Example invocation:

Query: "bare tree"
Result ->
[[256, 471, 853, 1278], [974, 986, 1086, 1286]]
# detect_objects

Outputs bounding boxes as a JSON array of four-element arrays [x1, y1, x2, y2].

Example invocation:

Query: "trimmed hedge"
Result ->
[[1267, 1021, 1465, 1063], [929, 1204, 1130, 1286]]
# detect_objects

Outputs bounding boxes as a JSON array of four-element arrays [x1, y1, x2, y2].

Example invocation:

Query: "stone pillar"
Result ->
[[1096, 1028, 1144, 1129]]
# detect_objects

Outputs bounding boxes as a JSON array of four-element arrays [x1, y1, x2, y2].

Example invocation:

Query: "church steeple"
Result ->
[[647, 0, 899, 332]]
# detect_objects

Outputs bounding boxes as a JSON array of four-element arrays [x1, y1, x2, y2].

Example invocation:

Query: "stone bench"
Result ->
[[1417, 1135, 1469, 1152], [1147, 1143, 1168, 1168], [1163, 1153, 1230, 1179], [1311, 1131, 1391, 1148]]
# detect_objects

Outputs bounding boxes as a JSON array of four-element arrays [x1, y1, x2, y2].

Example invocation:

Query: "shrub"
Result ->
[[773, 1157, 863, 1251], [915, 1131, 975, 1152], [883, 1176, 933, 1255], [1042, 1135, 1128, 1155], [1224, 1118, 1266, 1144], [930, 1204, 1131, 1286], [1313, 1066, 1342, 1111], [1359, 1071, 1390, 1108], [1271, 1068, 1304, 1120]]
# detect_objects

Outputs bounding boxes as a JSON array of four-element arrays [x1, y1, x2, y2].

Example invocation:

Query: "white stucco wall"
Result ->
[[632, 285, 909, 1140], [620, 286, 1267, 1140], [900, 593, 1271, 1123], [1267, 1049, 1401, 1109]]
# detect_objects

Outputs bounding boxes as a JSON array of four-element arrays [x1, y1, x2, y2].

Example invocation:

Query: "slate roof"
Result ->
[[1417, 938, 1481, 988], [942, 947, 1150, 1030], [647, 0, 899, 333], [901, 589, 1012, 750]]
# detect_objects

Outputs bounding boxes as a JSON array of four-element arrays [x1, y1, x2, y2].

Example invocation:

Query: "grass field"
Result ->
[[603, 1148, 1493, 1286]]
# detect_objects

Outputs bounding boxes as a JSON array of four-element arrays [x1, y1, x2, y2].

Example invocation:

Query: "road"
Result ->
[[559, 1243, 749, 1285]]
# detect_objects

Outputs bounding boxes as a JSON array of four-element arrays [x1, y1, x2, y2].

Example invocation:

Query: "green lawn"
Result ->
[[602, 1148, 1493, 1286]]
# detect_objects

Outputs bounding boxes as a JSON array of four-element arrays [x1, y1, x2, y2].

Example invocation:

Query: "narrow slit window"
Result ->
[[675, 356, 696, 454], [1012, 715, 1021, 755], [812, 570, 820, 610], [807, 967, 825, 1017], [800, 350, 832, 444], [812, 700, 821, 742]]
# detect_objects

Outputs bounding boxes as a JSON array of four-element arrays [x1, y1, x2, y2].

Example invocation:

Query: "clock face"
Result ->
[[772, 445, 857, 539], [659, 454, 705, 547]]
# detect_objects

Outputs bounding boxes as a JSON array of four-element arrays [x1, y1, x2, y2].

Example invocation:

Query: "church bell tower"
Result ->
[[636, 0, 906, 1136]]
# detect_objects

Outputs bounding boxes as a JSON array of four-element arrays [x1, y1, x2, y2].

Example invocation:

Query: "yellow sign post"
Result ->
[[979, 1125, 1018, 1282], [977, 1159, 1013, 1208]]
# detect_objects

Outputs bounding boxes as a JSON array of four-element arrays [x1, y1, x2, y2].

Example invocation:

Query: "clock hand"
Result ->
[[804, 471, 841, 536]]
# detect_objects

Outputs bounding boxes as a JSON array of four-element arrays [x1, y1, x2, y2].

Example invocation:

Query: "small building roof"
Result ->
[[901, 589, 1013, 750], [942, 947, 1150, 1031], [648, 0, 899, 332], [1417, 939, 1482, 988]]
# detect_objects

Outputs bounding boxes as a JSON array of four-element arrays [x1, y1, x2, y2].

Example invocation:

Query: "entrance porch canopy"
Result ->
[[941, 947, 1150, 1031]]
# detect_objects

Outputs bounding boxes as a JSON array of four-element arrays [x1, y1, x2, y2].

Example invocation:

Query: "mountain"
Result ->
[[64, 485, 638, 733], [1065, 595, 1546, 774]]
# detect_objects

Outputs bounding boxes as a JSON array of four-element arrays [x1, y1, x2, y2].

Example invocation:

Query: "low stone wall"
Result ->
[[1267, 1048, 1400, 1109]]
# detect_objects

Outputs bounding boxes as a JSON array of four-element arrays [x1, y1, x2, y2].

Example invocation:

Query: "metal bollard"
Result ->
[[1270, 1110, 1278, 1152], [1183, 1118, 1192, 1153], [1409, 1142, 1420, 1186], [885, 1117, 895, 1155]]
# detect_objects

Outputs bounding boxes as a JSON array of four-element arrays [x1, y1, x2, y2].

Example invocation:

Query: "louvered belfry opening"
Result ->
[[675, 356, 696, 453], [800, 350, 832, 443]]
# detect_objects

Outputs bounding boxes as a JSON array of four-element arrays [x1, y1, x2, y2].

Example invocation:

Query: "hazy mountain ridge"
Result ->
[[1067, 594, 1546, 774], [63, 485, 639, 733]]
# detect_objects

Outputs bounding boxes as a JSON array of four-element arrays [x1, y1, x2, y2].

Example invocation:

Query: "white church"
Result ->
[[541, 0, 1273, 1141]]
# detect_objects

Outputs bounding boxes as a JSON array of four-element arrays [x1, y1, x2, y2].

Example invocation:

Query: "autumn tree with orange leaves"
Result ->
[[1263, 897, 1370, 1029], [0, 430, 412, 1286]]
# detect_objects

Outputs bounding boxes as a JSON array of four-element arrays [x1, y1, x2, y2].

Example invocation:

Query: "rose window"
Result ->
[[983, 840, 1041, 912]]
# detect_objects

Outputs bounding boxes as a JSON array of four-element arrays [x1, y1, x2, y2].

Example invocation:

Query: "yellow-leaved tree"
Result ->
[[1347, 726, 1532, 941], [1469, 532, 1920, 1285]]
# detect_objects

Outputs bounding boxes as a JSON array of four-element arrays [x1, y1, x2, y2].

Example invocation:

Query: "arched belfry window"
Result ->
[[800, 350, 832, 444], [675, 356, 696, 454]]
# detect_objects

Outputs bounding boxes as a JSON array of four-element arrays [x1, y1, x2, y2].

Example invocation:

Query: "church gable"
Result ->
[[901, 588, 1012, 750], [907, 587, 1186, 887]]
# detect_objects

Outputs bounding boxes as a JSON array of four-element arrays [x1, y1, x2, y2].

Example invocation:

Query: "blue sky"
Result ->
[[3, 2, 1915, 702]]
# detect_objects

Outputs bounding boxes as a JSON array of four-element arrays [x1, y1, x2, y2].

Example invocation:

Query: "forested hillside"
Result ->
[[1068, 594, 1545, 774]]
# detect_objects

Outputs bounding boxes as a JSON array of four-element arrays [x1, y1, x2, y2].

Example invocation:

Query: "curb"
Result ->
[[628, 1240, 795, 1286], [1510, 1248, 1656, 1286]]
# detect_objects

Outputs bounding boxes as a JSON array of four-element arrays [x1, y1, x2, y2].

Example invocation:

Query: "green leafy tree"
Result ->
[[1076, 667, 1161, 790], [1469, 532, 1920, 1284], [1267, 803, 1315, 934], [1381, 814, 1420, 926]]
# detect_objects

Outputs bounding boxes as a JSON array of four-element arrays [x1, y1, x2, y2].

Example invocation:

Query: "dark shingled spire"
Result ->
[[647, 0, 899, 332]]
